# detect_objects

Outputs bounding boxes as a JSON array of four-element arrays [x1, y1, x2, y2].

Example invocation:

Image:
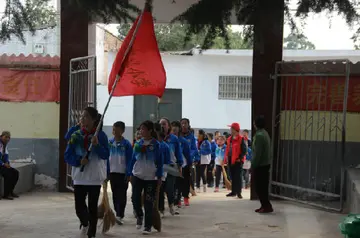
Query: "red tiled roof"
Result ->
[[0, 54, 60, 69]]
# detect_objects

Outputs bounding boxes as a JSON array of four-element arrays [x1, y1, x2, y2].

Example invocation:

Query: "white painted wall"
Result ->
[[98, 53, 253, 130], [0, 27, 59, 56], [99, 49, 360, 131]]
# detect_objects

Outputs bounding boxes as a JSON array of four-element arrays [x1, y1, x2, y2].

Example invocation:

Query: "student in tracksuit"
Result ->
[[206, 133, 216, 188], [64, 107, 110, 238], [214, 135, 226, 192], [156, 124, 171, 218], [159, 117, 183, 216], [108, 121, 133, 225], [128, 120, 163, 234], [195, 130, 212, 193], [171, 121, 191, 208], [180, 118, 198, 198]]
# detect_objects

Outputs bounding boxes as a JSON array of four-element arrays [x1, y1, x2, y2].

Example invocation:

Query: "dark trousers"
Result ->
[[132, 176, 157, 229], [174, 176, 183, 205], [182, 165, 191, 198], [230, 162, 242, 195], [0, 166, 19, 197], [109, 172, 128, 218], [74, 185, 101, 237], [242, 169, 250, 187], [206, 162, 214, 187], [195, 164, 207, 188], [253, 165, 272, 208], [190, 166, 196, 191], [165, 174, 176, 205], [158, 181, 165, 212], [215, 165, 223, 188]]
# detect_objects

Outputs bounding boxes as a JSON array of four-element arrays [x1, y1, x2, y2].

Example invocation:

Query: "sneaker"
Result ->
[[226, 192, 236, 197], [196, 188, 201, 193], [177, 201, 182, 208], [115, 216, 124, 225], [255, 207, 262, 213], [175, 207, 180, 215], [203, 186, 207, 192], [136, 216, 143, 229], [214, 187, 219, 192], [2, 196, 13, 200], [79, 224, 88, 235], [169, 204, 175, 216], [237, 194, 243, 199], [258, 207, 274, 214], [10, 193, 19, 198], [184, 197, 190, 206], [142, 227, 151, 235]]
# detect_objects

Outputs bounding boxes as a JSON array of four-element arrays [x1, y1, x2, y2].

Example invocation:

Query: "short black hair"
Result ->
[[207, 133, 214, 140], [171, 120, 181, 128], [243, 129, 249, 133], [113, 121, 125, 131], [180, 118, 190, 124], [255, 115, 265, 129]]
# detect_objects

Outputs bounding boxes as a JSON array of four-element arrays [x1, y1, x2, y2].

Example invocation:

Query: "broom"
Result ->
[[99, 182, 116, 233], [221, 165, 232, 190], [152, 182, 162, 232]]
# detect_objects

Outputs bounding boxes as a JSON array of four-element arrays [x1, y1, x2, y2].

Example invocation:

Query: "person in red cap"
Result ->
[[224, 123, 247, 199]]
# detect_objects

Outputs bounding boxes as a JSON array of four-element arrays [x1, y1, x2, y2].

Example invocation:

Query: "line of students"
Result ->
[[64, 106, 258, 238]]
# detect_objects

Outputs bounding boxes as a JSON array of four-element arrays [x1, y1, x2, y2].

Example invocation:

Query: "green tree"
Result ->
[[1, 0, 360, 48], [118, 23, 252, 51], [0, 0, 56, 43], [283, 33, 316, 50]]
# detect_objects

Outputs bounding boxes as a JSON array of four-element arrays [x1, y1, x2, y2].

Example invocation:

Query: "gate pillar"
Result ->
[[59, 0, 89, 192], [250, 0, 284, 200]]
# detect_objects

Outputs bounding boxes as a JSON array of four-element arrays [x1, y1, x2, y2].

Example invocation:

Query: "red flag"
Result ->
[[108, 11, 166, 97]]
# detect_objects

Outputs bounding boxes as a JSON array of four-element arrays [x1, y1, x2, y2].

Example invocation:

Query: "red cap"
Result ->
[[228, 122, 240, 132]]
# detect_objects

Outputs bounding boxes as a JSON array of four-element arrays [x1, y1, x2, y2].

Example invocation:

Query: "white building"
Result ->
[[98, 49, 360, 141]]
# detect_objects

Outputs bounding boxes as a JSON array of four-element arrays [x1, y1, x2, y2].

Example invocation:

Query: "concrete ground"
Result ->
[[0, 188, 344, 238]]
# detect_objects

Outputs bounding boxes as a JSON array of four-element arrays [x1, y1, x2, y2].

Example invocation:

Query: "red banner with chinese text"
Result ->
[[281, 76, 360, 112], [0, 69, 60, 102]]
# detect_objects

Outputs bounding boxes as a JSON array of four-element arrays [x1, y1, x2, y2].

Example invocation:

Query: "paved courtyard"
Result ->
[[0, 188, 343, 238]]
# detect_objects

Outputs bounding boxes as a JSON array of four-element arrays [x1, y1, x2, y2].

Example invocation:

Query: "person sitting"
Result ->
[[0, 131, 19, 200]]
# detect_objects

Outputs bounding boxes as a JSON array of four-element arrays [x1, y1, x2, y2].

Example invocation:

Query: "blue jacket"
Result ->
[[0, 141, 9, 166], [210, 141, 217, 162], [108, 137, 133, 174], [64, 129, 110, 167], [246, 147, 252, 161], [183, 132, 197, 164], [164, 134, 183, 166], [128, 138, 164, 178], [179, 136, 192, 165], [194, 139, 212, 162], [160, 141, 171, 165]]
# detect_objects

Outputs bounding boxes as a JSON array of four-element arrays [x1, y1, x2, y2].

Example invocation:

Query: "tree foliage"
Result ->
[[0, 0, 56, 43], [1, 0, 359, 48], [118, 23, 252, 51], [283, 32, 316, 50]]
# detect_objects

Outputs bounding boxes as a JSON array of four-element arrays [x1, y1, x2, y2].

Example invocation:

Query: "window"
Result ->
[[218, 76, 252, 100]]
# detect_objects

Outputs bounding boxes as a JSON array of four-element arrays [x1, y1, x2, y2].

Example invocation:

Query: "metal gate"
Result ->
[[66, 55, 97, 191], [270, 59, 350, 212]]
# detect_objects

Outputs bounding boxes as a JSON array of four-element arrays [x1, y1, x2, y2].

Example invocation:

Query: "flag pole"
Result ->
[[80, 1, 150, 172]]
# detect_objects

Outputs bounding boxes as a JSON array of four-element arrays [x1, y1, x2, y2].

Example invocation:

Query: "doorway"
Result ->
[[133, 88, 182, 134]]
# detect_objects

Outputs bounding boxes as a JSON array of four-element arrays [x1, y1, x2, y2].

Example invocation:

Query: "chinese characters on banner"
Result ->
[[281, 76, 360, 112], [0, 69, 60, 102]]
